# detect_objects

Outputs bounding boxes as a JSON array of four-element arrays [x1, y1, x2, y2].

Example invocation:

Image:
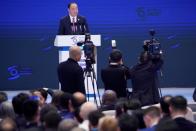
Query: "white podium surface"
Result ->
[[54, 35, 101, 105]]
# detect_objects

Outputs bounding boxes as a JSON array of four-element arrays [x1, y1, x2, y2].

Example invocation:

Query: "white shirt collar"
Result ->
[[69, 15, 77, 23]]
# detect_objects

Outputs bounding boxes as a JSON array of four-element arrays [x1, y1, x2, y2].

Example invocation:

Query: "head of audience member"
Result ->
[[0, 101, 15, 120], [12, 93, 29, 116], [143, 106, 161, 128], [169, 95, 188, 118], [88, 110, 105, 131], [0, 117, 17, 131], [38, 88, 48, 102], [0, 92, 8, 105], [30, 89, 46, 107], [102, 90, 117, 106], [124, 99, 141, 115], [115, 98, 128, 118], [69, 46, 82, 62], [80, 102, 97, 121], [59, 92, 74, 112], [118, 113, 139, 131], [40, 104, 58, 123], [23, 99, 39, 123], [58, 119, 78, 131], [68, 2, 78, 17], [43, 111, 62, 130], [72, 92, 86, 108], [160, 95, 172, 117], [51, 90, 64, 109], [98, 116, 119, 131], [109, 49, 123, 64], [72, 92, 86, 123], [156, 118, 179, 131], [139, 51, 151, 64], [132, 109, 146, 129]]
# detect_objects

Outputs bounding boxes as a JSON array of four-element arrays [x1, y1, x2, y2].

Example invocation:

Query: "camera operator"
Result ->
[[129, 40, 163, 106], [101, 49, 130, 98]]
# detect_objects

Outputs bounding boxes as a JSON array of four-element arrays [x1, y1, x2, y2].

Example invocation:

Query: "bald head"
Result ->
[[73, 92, 86, 106], [69, 46, 82, 61], [80, 102, 97, 120]]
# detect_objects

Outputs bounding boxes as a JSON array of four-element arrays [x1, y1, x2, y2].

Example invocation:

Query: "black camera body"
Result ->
[[143, 29, 162, 56], [77, 33, 95, 70]]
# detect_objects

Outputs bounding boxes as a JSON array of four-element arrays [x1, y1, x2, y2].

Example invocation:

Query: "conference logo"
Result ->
[[7, 65, 32, 80]]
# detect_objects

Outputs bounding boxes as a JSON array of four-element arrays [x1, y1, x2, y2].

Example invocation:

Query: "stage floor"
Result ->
[[4, 88, 196, 103]]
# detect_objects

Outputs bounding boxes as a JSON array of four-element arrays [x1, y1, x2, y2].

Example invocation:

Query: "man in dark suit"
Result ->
[[129, 51, 163, 106], [57, 46, 85, 94], [101, 50, 130, 98], [58, 2, 89, 35], [141, 106, 161, 131], [169, 96, 196, 131]]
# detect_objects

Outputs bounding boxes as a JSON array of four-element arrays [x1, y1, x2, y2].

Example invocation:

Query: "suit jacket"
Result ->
[[174, 117, 196, 131], [58, 15, 89, 35], [57, 58, 85, 94], [129, 59, 163, 106], [101, 64, 130, 98]]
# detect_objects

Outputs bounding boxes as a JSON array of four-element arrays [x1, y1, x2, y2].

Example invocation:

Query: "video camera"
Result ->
[[143, 29, 162, 56], [77, 33, 95, 70]]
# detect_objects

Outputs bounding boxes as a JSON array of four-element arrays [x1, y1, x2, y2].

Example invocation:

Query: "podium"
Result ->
[[54, 35, 101, 105]]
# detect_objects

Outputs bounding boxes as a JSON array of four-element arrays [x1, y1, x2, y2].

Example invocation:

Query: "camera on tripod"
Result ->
[[77, 33, 95, 71], [143, 29, 162, 56]]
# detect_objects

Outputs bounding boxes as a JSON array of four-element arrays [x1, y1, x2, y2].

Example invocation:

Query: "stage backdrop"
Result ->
[[0, 0, 196, 90]]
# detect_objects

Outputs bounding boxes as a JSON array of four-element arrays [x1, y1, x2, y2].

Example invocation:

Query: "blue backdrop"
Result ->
[[1, 0, 196, 90]]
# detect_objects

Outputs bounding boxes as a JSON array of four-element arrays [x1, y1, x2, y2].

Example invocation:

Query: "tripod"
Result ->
[[84, 59, 102, 107]]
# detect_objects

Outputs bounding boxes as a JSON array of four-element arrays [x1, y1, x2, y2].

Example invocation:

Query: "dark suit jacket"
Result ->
[[101, 64, 130, 98], [174, 117, 196, 131], [57, 58, 85, 94], [129, 59, 163, 106], [58, 15, 89, 35]]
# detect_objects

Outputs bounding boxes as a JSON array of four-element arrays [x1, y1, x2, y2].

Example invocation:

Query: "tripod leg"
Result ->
[[90, 73, 98, 106], [85, 71, 90, 101], [92, 67, 102, 106]]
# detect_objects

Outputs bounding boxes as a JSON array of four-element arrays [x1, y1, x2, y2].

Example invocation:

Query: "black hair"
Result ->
[[40, 104, 58, 122], [38, 88, 48, 101], [109, 49, 122, 63], [118, 113, 139, 131], [68, 2, 77, 9], [23, 99, 39, 121], [124, 99, 141, 112], [44, 111, 62, 129], [88, 110, 105, 127], [139, 51, 151, 63], [12, 93, 29, 115], [0, 92, 8, 104], [59, 92, 73, 110], [160, 95, 172, 114], [169, 95, 187, 111]]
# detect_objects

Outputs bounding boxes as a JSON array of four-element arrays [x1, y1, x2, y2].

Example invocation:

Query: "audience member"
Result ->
[[98, 116, 118, 131], [58, 119, 78, 131], [100, 90, 117, 111], [79, 102, 97, 131], [88, 110, 105, 131], [169, 95, 196, 131]]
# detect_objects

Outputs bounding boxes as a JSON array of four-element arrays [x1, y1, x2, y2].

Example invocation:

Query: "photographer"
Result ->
[[129, 40, 163, 106], [101, 49, 130, 98]]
